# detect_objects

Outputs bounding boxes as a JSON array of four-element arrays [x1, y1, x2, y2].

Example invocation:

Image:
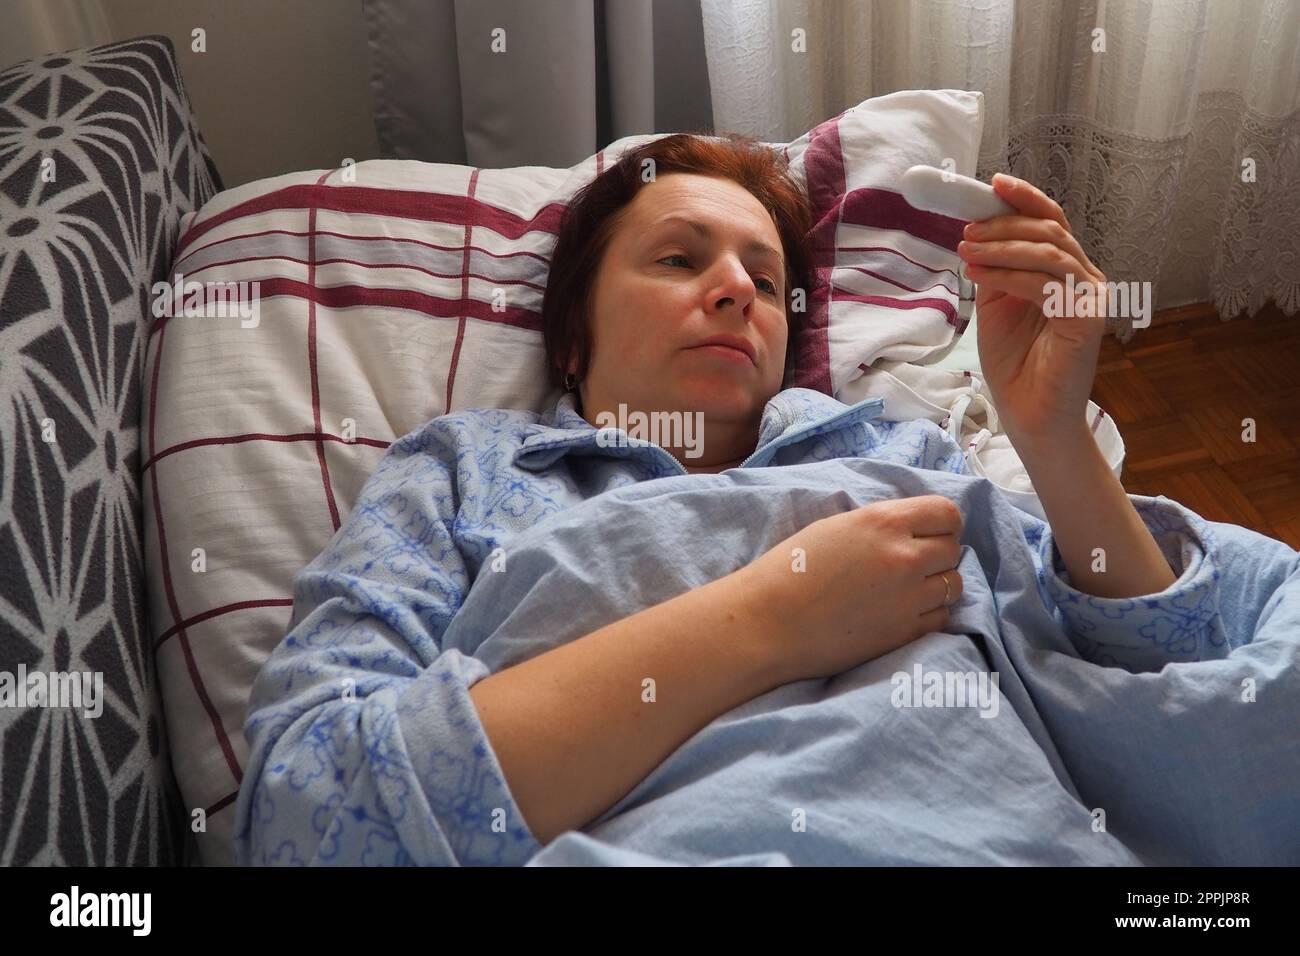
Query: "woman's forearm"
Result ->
[[468, 570, 784, 847], [1011, 423, 1176, 599]]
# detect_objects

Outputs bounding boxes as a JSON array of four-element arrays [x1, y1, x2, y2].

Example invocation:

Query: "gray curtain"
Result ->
[[363, 0, 715, 168]]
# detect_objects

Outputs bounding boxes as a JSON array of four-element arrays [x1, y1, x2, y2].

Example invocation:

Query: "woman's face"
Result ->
[[568, 172, 790, 437]]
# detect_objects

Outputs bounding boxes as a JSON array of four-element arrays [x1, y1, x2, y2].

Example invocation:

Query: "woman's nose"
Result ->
[[710, 259, 756, 310]]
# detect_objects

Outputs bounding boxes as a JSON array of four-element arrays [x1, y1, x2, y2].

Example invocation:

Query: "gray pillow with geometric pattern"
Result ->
[[0, 35, 221, 864]]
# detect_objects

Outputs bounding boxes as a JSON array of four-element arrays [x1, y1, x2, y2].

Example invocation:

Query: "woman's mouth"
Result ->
[[691, 344, 752, 364], [687, 333, 758, 365]]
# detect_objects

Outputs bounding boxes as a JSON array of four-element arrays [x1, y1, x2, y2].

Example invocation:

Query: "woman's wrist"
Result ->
[[720, 564, 801, 690], [1002, 415, 1097, 468], [1007, 418, 1177, 598]]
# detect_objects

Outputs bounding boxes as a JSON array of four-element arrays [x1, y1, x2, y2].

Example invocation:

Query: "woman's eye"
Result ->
[[661, 255, 779, 296]]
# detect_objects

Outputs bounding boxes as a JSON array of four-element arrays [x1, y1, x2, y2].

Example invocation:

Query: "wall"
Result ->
[[3, 0, 384, 189]]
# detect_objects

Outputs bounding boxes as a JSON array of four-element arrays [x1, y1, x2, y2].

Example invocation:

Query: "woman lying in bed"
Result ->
[[233, 134, 1300, 866]]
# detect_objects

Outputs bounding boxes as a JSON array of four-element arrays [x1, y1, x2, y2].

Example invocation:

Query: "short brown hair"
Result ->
[[541, 132, 815, 392]]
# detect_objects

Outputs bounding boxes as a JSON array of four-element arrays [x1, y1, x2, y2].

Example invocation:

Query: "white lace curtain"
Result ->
[[701, 0, 1300, 322]]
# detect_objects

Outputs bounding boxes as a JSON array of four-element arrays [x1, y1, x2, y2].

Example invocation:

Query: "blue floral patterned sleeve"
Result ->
[[232, 421, 543, 866], [1036, 495, 1228, 672]]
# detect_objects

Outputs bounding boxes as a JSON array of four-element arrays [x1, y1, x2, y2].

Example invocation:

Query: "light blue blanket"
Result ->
[[459, 461, 1300, 866], [234, 388, 1300, 866]]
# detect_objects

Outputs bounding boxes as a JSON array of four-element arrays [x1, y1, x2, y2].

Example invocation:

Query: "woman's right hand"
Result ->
[[734, 495, 965, 684]]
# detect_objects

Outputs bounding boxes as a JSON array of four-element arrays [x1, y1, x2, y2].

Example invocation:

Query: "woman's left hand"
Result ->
[[958, 173, 1108, 447]]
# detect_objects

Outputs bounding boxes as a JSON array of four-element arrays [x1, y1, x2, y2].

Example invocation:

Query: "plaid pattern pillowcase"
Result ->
[[143, 89, 985, 863]]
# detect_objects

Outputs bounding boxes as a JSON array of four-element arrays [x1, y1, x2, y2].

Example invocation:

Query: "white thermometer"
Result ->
[[901, 165, 1016, 222]]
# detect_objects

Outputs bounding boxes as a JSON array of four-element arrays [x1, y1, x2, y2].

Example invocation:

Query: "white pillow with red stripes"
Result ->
[[143, 89, 986, 864]]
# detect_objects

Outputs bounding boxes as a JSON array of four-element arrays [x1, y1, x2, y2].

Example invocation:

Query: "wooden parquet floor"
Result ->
[[1089, 303, 1300, 549]]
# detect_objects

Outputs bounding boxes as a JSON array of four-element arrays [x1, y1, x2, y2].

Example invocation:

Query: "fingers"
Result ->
[[972, 178, 1110, 290], [990, 173, 1069, 231], [962, 215, 1093, 276], [897, 494, 964, 537], [910, 534, 962, 578], [961, 264, 1108, 319], [923, 567, 964, 612], [959, 238, 1086, 284], [916, 605, 951, 636]]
